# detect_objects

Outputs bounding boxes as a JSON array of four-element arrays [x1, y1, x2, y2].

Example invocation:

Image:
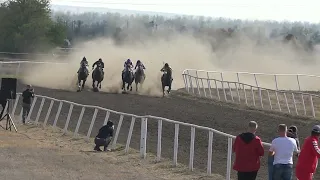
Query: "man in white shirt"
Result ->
[[269, 124, 299, 180]]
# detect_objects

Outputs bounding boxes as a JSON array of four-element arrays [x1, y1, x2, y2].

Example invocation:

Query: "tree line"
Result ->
[[1, 0, 320, 54], [0, 0, 66, 53]]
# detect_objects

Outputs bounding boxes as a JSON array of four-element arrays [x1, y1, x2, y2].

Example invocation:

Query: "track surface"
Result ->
[[15, 82, 319, 180]]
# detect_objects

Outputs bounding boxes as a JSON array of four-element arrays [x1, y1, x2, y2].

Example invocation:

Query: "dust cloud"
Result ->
[[21, 33, 218, 96], [21, 30, 320, 95]]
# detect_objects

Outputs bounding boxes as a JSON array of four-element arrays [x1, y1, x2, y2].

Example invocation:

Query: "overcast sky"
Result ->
[[51, 0, 318, 23]]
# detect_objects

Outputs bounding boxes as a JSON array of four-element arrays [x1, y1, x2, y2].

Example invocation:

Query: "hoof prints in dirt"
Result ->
[[15, 82, 320, 179]]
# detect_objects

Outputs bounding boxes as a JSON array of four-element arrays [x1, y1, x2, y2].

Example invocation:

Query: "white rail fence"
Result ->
[[0, 61, 67, 77], [5, 93, 270, 180], [182, 69, 320, 118], [0, 49, 80, 61], [183, 69, 320, 91]]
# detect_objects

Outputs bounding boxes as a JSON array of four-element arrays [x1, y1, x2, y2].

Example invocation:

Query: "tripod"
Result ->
[[0, 98, 17, 132]]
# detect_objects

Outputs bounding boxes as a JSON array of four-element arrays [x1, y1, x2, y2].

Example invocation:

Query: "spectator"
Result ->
[[94, 121, 114, 152], [269, 124, 299, 180], [268, 125, 300, 180], [22, 85, 34, 124], [287, 126, 300, 150], [233, 121, 265, 180], [296, 125, 320, 180]]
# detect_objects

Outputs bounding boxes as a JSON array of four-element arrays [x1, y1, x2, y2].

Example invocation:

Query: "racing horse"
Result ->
[[161, 70, 173, 97], [134, 65, 145, 92], [77, 63, 89, 92], [92, 64, 104, 92], [122, 66, 134, 92]]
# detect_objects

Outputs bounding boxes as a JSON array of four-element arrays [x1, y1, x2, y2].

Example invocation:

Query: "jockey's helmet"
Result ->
[[83, 57, 86, 61], [164, 63, 169, 67], [126, 59, 131, 63], [137, 60, 141, 64], [99, 58, 102, 62]]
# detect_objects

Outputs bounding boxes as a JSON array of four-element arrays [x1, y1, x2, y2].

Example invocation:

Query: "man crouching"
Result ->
[[94, 121, 114, 152]]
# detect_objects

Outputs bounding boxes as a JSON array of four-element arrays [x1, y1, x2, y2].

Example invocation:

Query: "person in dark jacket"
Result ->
[[92, 58, 104, 70], [233, 121, 265, 180], [94, 121, 114, 152], [21, 85, 35, 124]]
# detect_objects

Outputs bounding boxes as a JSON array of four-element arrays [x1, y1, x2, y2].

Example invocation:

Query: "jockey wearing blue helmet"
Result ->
[[123, 59, 133, 72], [124, 59, 133, 68]]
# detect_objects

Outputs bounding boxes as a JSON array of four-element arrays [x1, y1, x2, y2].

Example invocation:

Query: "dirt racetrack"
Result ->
[[14, 81, 320, 180]]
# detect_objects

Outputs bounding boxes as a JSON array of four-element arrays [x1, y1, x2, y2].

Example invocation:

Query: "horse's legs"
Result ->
[[162, 83, 165, 97], [168, 80, 172, 93], [99, 81, 102, 89], [122, 81, 125, 90], [82, 79, 86, 88], [136, 82, 138, 92]]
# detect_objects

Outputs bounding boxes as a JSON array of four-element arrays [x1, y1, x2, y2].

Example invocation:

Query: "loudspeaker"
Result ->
[[0, 78, 17, 100]]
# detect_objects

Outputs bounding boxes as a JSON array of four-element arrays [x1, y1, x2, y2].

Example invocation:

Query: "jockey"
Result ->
[[124, 59, 133, 72], [134, 60, 145, 70], [80, 57, 89, 67], [160, 63, 172, 73], [92, 58, 104, 70], [78, 57, 89, 75]]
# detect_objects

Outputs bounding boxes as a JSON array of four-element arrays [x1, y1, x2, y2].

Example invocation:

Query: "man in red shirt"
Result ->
[[296, 125, 320, 180], [233, 121, 265, 180]]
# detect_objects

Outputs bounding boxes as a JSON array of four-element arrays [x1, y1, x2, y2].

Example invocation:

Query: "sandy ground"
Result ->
[[0, 123, 224, 180]]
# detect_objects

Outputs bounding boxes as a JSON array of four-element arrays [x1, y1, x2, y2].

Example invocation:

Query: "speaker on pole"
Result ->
[[0, 78, 17, 100]]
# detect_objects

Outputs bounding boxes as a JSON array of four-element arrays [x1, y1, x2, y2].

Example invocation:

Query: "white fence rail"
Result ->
[[182, 69, 320, 91], [0, 61, 67, 77], [5, 93, 270, 180], [182, 69, 320, 118], [0, 50, 73, 61]]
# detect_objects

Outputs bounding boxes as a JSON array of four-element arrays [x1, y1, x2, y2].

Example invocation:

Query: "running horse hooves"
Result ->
[[93, 87, 99, 92]]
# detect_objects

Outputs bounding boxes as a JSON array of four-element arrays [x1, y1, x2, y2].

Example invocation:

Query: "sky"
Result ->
[[52, 0, 319, 23]]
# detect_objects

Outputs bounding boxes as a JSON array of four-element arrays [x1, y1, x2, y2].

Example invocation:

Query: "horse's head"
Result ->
[[95, 63, 102, 70], [137, 65, 144, 72]]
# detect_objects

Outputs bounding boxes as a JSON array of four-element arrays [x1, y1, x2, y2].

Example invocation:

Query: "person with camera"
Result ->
[[22, 85, 34, 124], [94, 121, 114, 152]]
